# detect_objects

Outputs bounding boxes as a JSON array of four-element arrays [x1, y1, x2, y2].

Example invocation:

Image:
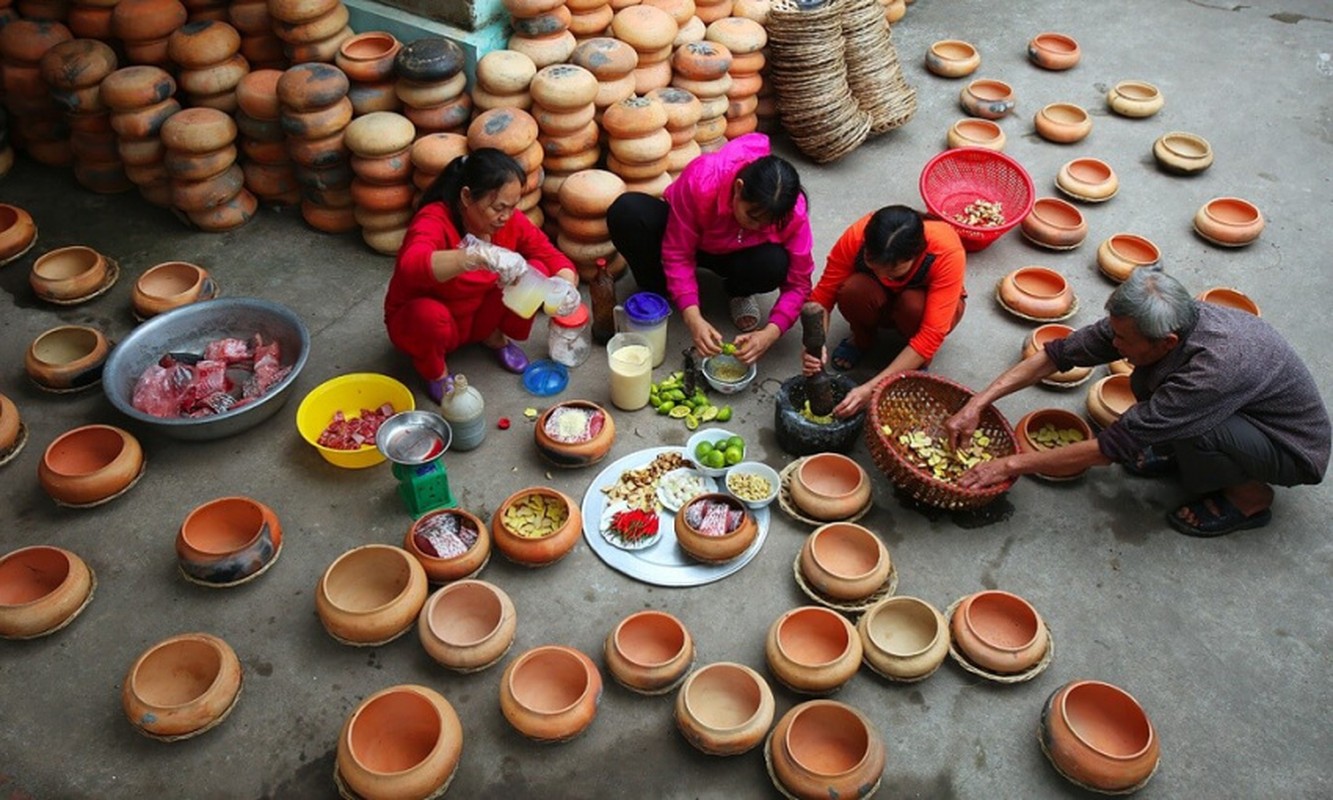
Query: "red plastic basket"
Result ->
[[919, 147, 1035, 252]]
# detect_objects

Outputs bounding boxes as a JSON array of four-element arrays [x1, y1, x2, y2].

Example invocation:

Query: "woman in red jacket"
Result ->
[[386, 149, 578, 402], [803, 205, 968, 416]]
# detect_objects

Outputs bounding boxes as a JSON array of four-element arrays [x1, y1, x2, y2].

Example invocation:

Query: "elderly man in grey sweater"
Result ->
[[945, 268, 1330, 537]]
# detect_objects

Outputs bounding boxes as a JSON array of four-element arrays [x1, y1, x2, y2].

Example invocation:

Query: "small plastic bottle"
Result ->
[[437, 374, 486, 451], [549, 303, 592, 367], [590, 257, 616, 344]]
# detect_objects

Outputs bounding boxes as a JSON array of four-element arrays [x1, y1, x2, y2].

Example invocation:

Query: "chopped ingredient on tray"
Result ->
[[953, 198, 1005, 227], [659, 470, 711, 509], [317, 403, 395, 450], [726, 471, 774, 502], [543, 405, 605, 443], [608, 507, 659, 544], [131, 335, 291, 418], [602, 451, 690, 511], [413, 513, 479, 558], [501, 493, 568, 538], [684, 497, 744, 536]]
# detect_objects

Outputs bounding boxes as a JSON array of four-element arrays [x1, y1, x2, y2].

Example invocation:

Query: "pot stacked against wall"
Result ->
[[647, 87, 702, 181], [102, 65, 181, 207], [671, 40, 730, 153], [504, 0, 576, 68], [228, 0, 286, 70], [472, 49, 536, 116], [707, 17, 765, 140], [529, 63, 598, 232], [395, 36, 471, 137], [613, 5, 677, 95], [344, 111, 417, 255], [409, 131, 468, 199], [603, 94, 672, 198], [567, 0, 613, 43], [0, 19, 73, 167], [235, 70, 300, 206], [278, 62, 356, 233], [466, 107, 543, 228], [168, 20, 249, 113], [270, 0, 353, 65], [40, 39, 132, 194], [112, 0, 188, 67], [161, 107, 257, 231]]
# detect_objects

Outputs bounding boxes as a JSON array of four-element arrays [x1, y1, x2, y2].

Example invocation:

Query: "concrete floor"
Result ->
[[2, 1, 1331, 797]]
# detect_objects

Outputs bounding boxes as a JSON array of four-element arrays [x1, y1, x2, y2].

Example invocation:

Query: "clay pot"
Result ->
[[1034, 103, 1091, 144], [350, 179, 414, 212], [0, 393, 21, 456], [1153, 131, 1213, 175], [418, 579, 517, 672], [160, 107, 236, 153], [950, 590, 1049, 674], [0, 546, 95, 639], [925, 39, 979, 78], [959, 78, 1015, 119], [189, 189, 258, 232], [1096, 233, 1160, 283], [1015, 408, 1094, 479], [24, 325, 110, 392], [0, 204, 38, 265], [477, 48, 538, 93], [1027, 32, 1080, 70], [403, 508, 491, 583], [499, 645, 602, 742], [997, 266, 1075, 320], [768, 700, 887, 800], [112, 0, 188, 44], [799, 522, 891, 601], [122, 632, 242, 740], [1106, 80, 1164, 118], [1056, 157, 1118, 202], [491, 487, 582, 567], [280, 96, 354, 140], [276, 61, 349, 111], [1020, 197, 1086, 250], [167, 20, 241, 68], [604, 610, 694, 694], [176, 496, 282, 587], [765, 606, 862, 694], [131, 261, 217, 318], [315, 544, 429, 646], [1197, 286, 1260, 317], [790, 453, 872, 521], [236, 69, 283, 120], [39, 39, 117, 90], [395, 36, 465, 83], [38, 425, 143, 506], [1022, 324, 1092, 386], [344, 110, 415, 158], [29, 245, 110, 302], [1193, 197, 1264, 247], [1041, 680, 1160, 793], [336, 684, 462, 800], [533, 400, 616, 468], [675, 661, 775, 756], [946, 117, 1005, 151], [674, 493, 758, 564], [395, 71, 468, 110], [857, 595, 950, 682], [1086, 374, 1136, 429], [1108, 358, 1133, 377]]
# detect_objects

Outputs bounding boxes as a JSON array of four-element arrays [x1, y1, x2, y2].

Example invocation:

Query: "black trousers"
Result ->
[[1169, 415, 1309, 494], [607, 192, 789, 299]]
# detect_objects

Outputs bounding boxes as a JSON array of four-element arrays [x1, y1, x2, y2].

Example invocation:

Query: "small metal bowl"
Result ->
[[701, 355, 757, 395], [376, 411, 452, 465]]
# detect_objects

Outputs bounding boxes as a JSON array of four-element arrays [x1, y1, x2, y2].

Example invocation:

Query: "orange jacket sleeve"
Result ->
[[906, 221, 967, 360]]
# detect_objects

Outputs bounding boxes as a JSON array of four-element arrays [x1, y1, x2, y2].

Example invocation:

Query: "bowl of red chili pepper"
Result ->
[[600, 501, 662, 551]]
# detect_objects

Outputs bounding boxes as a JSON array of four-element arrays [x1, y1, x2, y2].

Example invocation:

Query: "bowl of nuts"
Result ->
[[724, 461, 780, 510]]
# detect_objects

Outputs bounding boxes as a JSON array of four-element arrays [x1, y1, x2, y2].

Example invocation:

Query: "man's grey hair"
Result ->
[[1104, 267, 1198, 340]]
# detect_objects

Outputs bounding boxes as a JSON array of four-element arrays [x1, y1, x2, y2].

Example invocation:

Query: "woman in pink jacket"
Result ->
[[606, 133, 814, 364]]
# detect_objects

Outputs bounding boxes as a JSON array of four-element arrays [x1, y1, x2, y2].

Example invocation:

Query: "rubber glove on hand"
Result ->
[[460, 234, 529, 284], [548, 279, 582, 317]]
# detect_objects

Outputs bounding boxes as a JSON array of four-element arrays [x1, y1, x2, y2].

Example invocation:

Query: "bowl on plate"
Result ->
[[657, 467, 717, 513], [685, 427, 745, 478]]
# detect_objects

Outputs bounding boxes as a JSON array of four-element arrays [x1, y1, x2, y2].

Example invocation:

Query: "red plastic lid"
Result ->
[[552, 303, 590, 328]]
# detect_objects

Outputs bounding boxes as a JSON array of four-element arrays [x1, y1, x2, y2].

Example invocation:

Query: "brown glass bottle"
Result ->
[[590, 258, 616, 344]]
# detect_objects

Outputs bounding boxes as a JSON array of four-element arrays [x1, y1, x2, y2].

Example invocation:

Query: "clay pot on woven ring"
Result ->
[[0, 393, 21, 455], [798, 522, 891, 601], [674, 661, 775, 757], [604, 610, 694, 694], [403, 507, 491, 583], [950, 590, 1050, 674], [1042, 680, 1161, 794], [856, 595, 950, 682], [418, 579, 516, 673], [315, 544, 428, 646], [1108, 358, 1133, 377], [499, 644, 603, 742], [176, 497, 282, 587], [0, 204, 38, 265], [1034, 103, 1092, 144], [25, 325, 110, 392], [946, 117, 1005, 152], [131, 261, 217, 319], [1106, 80, 1164, 118], [336, 684, 462, 800], [122, 632, 243, 741], [1022, 324, 1092, 386], [1096, 233, 1160, 283], [534, 400, 617, 468], [765, 606, 862, 694], [1086, 374, 1137, 430], [29, 245, 110, 302], [998, 266, 1075, 320], [491, 487, 582, 567], [336, 31, 401, 83], [924, 39, 980, 78], [768, 700, 887, 800], [1153, 131, 1213, 175], [674, 493, 759, 564], [959, 78, 1015, 120], [1021, 197, 1087, 250], [790, 453, 872, 522], [38, 425, 143, 507], [1027, 32, 1081, 70], [0, 545, 95, 639], [1056, 157, 1118, 203], [1193, 197, 1264, 247], [1015, 408, 1094, 479], [1197, 286, 1260, 317]]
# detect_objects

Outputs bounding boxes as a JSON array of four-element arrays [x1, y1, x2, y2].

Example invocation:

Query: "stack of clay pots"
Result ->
[[556, 168, 623, 280], [472, 49, 535, 115], [504, 0, 576, 68], [278, 62, 355, 233], [1, 19, 73, 167], [671, 40, 730, 153], [879, 0, 906, 23], [731, 0, 775, 129], [647, 0, 700, 47], [694, 0, 731, 23], [337, 31, 402, 115], [102, 65, 181, 207], [603, 94, 672, 197], [40, 40, 131, 193], [396, 37, 470, 136], [168, 21, 249, 112], [648, 86, 702, 179], [409, 132, 468, 197], [235, 70, 299, 205], [467, 107, 543, 227], [68, 0, 116, 39], [568, 37, 637, 130], [345, 111, 416, 254], [613, 5, 678, 95], [228, 0, 285, 70], [161, 107, 256, 231], [112, 0, 188, 67], [269, 0, 352, 65], [567, 0, 613, 42], [707, 17, 765, 140], [530, 63, 599, 225]]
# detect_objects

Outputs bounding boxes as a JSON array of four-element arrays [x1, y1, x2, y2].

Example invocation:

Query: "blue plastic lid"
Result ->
[[521, 359, 569, 396], [624, 292, 670, 324]]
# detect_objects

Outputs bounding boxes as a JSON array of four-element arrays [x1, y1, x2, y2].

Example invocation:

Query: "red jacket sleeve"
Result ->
[[394, 204, 459, 295], [505, 211, 575, 279]]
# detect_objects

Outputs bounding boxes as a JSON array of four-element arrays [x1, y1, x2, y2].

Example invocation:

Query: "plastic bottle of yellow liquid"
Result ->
[[502, 268, 565, 319]]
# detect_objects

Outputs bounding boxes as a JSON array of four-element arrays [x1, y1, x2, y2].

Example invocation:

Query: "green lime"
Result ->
[[659, 399, 675, 412], [695, 441, 714, 456], [724, 445, 744, 466], [726, 436, 745, 451], [721, 342, 737, 355], [700, 405, 719, 421], [666, 389, 686, 402], [704, 450, 726, 469], [716, 406, 733, 422], [669, 405, 691, 419], [684, 414, 700, 430]]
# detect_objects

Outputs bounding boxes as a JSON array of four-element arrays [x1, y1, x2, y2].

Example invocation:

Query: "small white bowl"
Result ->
[[700, 355, 757, 395], [685, 428, 745, 478], [724, 461, 780, 510], [657, 467, 717, 513]]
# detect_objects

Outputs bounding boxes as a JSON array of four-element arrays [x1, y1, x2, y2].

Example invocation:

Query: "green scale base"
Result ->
[[392, 459, 457, 518]]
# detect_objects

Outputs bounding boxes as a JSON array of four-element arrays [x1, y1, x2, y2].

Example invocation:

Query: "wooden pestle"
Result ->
[[800, 303, 837, 417]]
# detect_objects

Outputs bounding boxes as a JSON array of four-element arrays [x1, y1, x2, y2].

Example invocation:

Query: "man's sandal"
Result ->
[[1167, 491, 1272, 537]]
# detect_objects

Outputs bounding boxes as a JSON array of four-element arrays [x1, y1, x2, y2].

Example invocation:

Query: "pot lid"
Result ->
[[522, 359, 568, 396], [624, 292, 670, 324], [551, 303, 589, 328]]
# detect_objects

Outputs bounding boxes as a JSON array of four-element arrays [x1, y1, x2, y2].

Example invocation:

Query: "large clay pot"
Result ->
[[765, 606, 862, 694], [1056, 157, 1118, 203], [790, 452, 871, 521], [0, 204, 38, 265], [1034, 102, 1092, 144], [925, 39, 979, 78], [768, 700, 886, 800], [1193, 197, 1264, 247], [534, 400, 616, 468], [1022, 324, 1092, 386], [492, 487, 581, 567], [176, 496, 282, 587], [1086, 374, 1137, 429], [122, 632, 243, 740], [675, 661, 775, 756], [38, 425, 143, 506], [404, 507, 491, 583], [0, 393, 21, 457], [0, 545, 95, 639], [499, 644, 602, 742], [1197, 286, 1260, 317], [336, 684, 463, 800], [959, 78, 1015, 119], [1153, 131, 1213, 175], [336, 31, 401, 83], [1041, 680, 1161, 793], [604, 610, 694, 694], [24, 325, 110, 392], [674, 493, 758, 563], [950, 590, 1049, 674], [418, 579, 516, 672], [131, 261, 217, 318], [997, 266, 1075, 320], [946, 117, 1005, 151], [160, 107, 236, 153], [798, 522, 891, 601], [857, 595, 949, 681], [315, 544, 429, 646], [276, 61, 349, 111], [167, 20, 241, 68], [29, 245, 110, 302], [1027, 32, 1080, 70], [1106, 80, 1163, 118], [1020, 196, 1086, 250], [1096, 233, 1160, 283], [1015, 408, 1094, 479]]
